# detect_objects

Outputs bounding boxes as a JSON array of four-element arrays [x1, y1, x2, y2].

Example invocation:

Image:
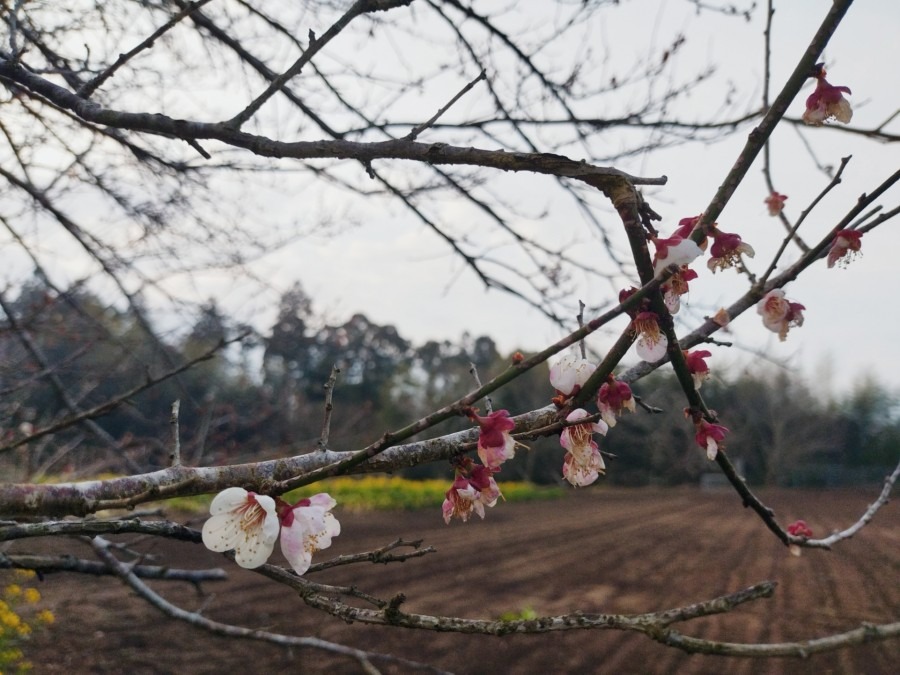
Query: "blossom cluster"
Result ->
[[444, 113, 867, 519], [202, 487, 340, 575], [442, 408, 517, 524], [634, 214, 754, 364], [549, 354, 634, 486]]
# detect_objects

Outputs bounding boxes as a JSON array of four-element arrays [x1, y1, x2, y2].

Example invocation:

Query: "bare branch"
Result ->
[[90, 536, 447, 674], [0, 551, 226, 583]]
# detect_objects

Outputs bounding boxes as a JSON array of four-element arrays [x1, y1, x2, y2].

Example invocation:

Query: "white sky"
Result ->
[[5, 1, 897, 395], [203, 0, 900, 393]]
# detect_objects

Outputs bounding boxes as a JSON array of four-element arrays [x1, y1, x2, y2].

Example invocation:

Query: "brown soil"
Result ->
[[17, 487, 900, 674]]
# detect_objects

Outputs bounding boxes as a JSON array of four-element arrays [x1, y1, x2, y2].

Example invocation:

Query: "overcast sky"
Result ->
[[186, 0, 898, 395], [9, 1, 895, 396]]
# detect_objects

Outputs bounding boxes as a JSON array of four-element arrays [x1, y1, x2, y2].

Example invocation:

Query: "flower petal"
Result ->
[[636, 334, 668, 362], [233, 527, 277, 569], [208, 487, 249, 515], [201, 513, 242, 553]]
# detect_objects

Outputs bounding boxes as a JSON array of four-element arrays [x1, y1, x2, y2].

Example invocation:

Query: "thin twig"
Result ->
[[170, 400, 182, 467], [468, 363, 491, 414], [318, 366, 340, 452], [77, 0, 215, 98], [225, 0, 414, 129], [406, 70, 487, 141], [576, 300, 587, 359], [759, 156, 852, 285]]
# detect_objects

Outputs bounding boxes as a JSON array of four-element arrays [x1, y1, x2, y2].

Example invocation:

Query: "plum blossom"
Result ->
[[597, 376, 635, 427], [787, 520, 813, 538], [695, 419, 729, 460], [560, 408, 608, 487], [684, 349, 712, 389], [803, 65, 852, 126], [787, 519, 814, 556], [442, 458, 502, 524], [673, 215, 708, 250], [651, 234, 703, 277], [827, 229, 863, 268], [202, 487, 341, 575], [757, 289, 805, 341], [469, 409, 517, 470], [633, 311, 667, 362], [549, 353, 597, 397], [276, 494, 341, 576], [707, 227, 755, 273], [662, 266, 698, 314], [765, 191, 788, 216], [202, 487, 280, 569]]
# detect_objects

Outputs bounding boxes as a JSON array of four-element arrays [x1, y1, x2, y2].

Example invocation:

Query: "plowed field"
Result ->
[[21, 487, 900, 674]]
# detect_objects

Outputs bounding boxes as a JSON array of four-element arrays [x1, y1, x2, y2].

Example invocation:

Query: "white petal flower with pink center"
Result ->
[[633, 311, 667, 362], [560, 408, 608, 487], [549, 353, 597, 396], [278, 493, 341, 576], [757, 289, 805, 341], [695, 420, 729, 461], [202, 487, 280, 569]]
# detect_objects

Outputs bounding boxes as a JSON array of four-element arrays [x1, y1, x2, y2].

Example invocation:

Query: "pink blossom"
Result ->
[[469, 409, 517, 470], [549, 353, 597, 396], [826, 229, 863, 268], [202, 487, 280, 569], [708, 228, 755, 273], [651, 234, 703, 277], [560, 408, 608, 487], [695, 419, 729, 460], [765, 191, 788, 216], [618, 287, 639, 319], [662, 267, 698, 314], [277, 493, 341, 576], [673, 215, 705, 245], [757, 289, 805, 341], [442, 460, 502, 524], [597, 376, 635, 427], [684, 349, 712, 390], [803, 66, 852, 126], [633, 311, 667, 362], [787, 520, 813, 538]]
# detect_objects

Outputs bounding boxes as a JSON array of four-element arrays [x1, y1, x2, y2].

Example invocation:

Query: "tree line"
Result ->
[[2, 277, 895, 487]]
